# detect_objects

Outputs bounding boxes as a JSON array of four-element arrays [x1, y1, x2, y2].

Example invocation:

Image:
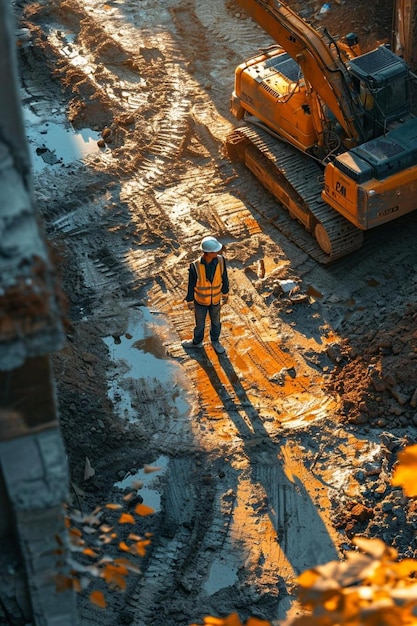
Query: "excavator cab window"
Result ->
[[359, 81, 375, 111], [381, 77, 409, 118]]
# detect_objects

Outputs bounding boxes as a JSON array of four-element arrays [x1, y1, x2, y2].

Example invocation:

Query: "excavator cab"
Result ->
[[348, 45, 411, 137]]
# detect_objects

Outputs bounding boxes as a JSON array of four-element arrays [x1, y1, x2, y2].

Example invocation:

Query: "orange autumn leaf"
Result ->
[[392, 444, 417, 497], [114, 558, 141, 574], [119, 512, 135, 524], [391, 558, 417, 578], [246, 619, 272, 626], [83, 547, 99, 558], [102, 563, 127, 589], [144, 464, 162, 474], [55, 574, 74, 593], [105, 503, 123, 510], [297, 568, 322, 588], [203, 615, 243, 626], [224, 615, 243, 626], [128, 533, 142, 541], [135, 538, 151, 556], [123, 492, 136, 502], [134, 503, 154, 516], [99, 524, 113, 533], [89, 590, 106, 608], [119, 541, 130, 552]]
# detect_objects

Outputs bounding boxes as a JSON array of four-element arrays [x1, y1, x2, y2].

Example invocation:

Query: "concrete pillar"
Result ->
[[0, 418, 77, 624], [0, 0, 79, 623]]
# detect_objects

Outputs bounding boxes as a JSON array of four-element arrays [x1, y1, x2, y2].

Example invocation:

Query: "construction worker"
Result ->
[[182, 236, 229, 354]]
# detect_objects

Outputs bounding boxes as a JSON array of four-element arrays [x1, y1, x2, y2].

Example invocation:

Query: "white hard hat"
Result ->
[[201, 236, 222, 253]]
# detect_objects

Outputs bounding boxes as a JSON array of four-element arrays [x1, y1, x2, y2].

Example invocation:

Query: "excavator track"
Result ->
[[226, 125, 364, 264]]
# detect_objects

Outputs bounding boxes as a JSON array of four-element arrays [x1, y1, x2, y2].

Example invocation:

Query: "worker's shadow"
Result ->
[[192, 347, 266, 439], [191, 347, 339, 581]]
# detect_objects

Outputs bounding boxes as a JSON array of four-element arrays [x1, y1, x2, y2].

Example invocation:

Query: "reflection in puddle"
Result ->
[[114, 455, 169, 512], [103, 307, 191, 422], [24, 106, 101, 171], [203, 556, 239, 595]]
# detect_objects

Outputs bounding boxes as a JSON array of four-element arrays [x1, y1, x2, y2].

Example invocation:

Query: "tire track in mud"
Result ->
[[126, 457, 241, 626], [30, 1, 203, 295], [195, 0, 272, 56]]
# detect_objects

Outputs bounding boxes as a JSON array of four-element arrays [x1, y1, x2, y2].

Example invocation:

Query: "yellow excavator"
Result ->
[[225, 0, 417, 262]]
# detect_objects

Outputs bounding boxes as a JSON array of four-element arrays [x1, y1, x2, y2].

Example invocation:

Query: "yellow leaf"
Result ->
[[89, 590, 106, 608], [298, 568, 321, 588], [134, 503, 154, 516], [392, 444, 417, 497], [119, 513, 136, 524], [352, 536, 388, 559], [391, 558, 417, 578]]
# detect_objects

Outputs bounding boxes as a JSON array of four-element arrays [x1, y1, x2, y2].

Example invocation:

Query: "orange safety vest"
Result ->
[[193, 255, 225, 306]]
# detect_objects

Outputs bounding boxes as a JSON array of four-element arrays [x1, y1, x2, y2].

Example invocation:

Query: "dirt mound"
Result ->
[[328, 303, 417, 428]]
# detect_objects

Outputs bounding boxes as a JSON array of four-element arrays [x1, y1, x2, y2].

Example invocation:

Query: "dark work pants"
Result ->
[[193, 302, 221, 343]]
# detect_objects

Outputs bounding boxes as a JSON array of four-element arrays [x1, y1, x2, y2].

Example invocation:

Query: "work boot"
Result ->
[[211, 340, 225, 354], [182, 339, 203, 349]]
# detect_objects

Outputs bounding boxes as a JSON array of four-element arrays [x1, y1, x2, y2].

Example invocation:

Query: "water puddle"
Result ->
[[114, 455, 169, 512], [24, 106, 101, 171], [103, 307, 191, 422], [203, 555, 239, 595]]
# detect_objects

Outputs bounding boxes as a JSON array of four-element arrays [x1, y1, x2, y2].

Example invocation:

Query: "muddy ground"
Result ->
[[10, 0, 417, 624]]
